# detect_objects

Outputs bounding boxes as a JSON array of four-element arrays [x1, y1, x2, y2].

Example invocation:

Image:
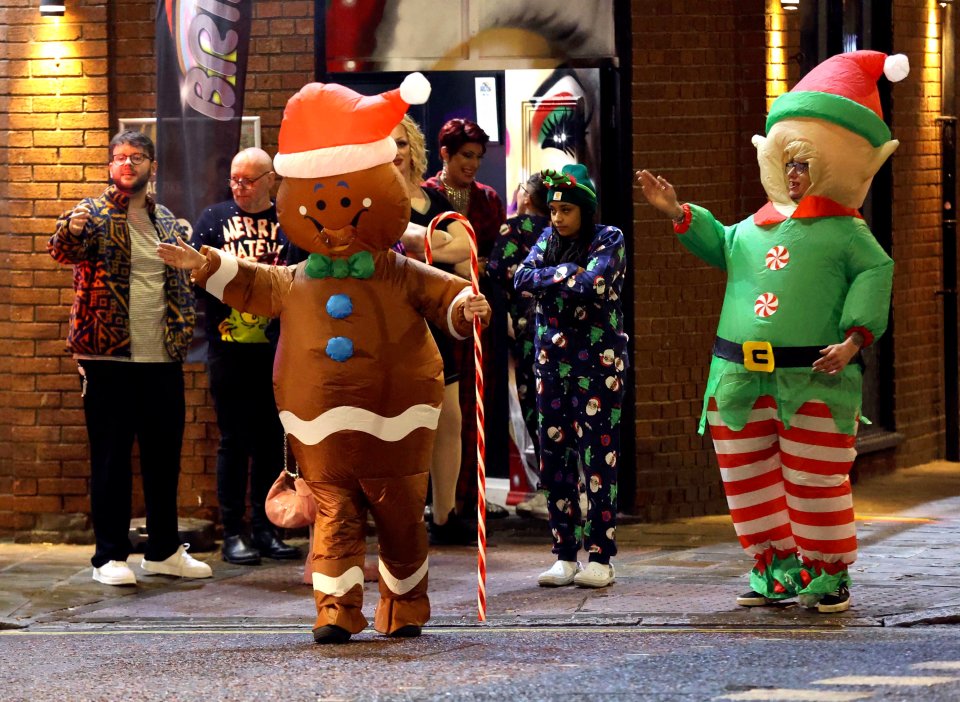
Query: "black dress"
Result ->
[[410, 188, 464, 385]]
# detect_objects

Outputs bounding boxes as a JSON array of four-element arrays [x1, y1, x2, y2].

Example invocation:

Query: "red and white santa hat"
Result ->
[[274, 72, 431, 178], [766, 50, 909, 147]]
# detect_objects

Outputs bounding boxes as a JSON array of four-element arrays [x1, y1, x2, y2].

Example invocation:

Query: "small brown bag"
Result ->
[[265, 436, 317, 530]]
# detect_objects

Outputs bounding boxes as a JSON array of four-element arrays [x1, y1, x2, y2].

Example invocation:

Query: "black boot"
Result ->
[[388, 624, 422, 638], [429, 510, 477, 546], [313, 624, 351, 644], [221, 534, 261, 565], [251, 529, 301, 559]]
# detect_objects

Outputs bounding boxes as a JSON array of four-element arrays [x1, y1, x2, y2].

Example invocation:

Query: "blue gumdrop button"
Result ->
[[326, 336, 354, 362], [326, 294, 353, 319]]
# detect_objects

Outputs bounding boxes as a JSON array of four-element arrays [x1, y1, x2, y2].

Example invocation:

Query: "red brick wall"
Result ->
[[629, 0, 770, 520], [1, 0, 110, 538], [2, 1, 954, 538], [0, 0, 314, 541], [890, 0, 949, 465], [627, 0, 954, 521]]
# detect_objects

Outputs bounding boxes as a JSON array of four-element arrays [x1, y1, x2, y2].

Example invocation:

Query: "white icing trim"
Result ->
[[279, 404, 441, 445], [312, 566, 365, 597], [447, 287, 472, 340], [378, 557, 428, 595], [274, 137, 397, 178], [205, 250, 238, 301]]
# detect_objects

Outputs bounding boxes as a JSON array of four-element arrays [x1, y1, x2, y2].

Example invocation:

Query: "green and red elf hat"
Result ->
[[542, 163, 597, 215], [765, 50, 909, 147]]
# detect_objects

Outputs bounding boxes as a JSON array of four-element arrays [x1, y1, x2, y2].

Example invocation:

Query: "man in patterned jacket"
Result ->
[[49, 130, 212, 587]]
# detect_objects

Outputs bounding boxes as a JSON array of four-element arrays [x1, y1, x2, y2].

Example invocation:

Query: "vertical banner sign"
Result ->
[[155, 0, 252, 228]]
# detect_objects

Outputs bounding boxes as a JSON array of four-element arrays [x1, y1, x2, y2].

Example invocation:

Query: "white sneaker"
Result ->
[[516, 491, 549, 520], [538, 560, 582, 587], [141, 544, 213, 579], [92, 560, 137, 586], [574, 561, 615, 588]]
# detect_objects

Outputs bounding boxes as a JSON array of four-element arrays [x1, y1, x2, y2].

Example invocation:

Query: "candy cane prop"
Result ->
[[422, 219, 433, 266], [426, 211, 487, 622]]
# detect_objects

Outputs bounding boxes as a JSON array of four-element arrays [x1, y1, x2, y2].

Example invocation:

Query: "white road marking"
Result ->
[[815, 675, 959, 687], [716, 690, 871, 701]]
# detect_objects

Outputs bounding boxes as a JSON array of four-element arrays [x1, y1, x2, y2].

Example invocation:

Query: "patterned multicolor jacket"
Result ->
[[48, 185, 196, 361]]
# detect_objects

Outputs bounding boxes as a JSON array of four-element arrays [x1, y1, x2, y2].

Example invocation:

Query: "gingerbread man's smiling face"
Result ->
[[277, 162, 410, 256]]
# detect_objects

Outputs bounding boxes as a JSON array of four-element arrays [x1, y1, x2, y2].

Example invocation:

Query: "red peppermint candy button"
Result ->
[[754, 292, 779, 317], [765, 245, 789, 270]]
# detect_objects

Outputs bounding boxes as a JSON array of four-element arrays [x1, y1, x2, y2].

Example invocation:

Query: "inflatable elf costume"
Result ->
[[639, 50, 907, 613]]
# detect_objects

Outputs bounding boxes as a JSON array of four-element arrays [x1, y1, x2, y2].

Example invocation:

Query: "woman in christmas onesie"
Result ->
[[514, 164, 628, 589], [160, 74, 490, 643], [637, 50, 906, 613]]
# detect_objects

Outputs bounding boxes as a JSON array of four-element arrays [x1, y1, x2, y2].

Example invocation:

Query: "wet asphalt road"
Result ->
[[4, 623, 960, 701], [4, 462, 960, 701]]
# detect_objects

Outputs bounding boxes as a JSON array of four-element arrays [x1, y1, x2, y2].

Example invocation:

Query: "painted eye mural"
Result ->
[[532, 98, 585, 159], [504, 68, 602, 216], [526, 70, 591, 176]]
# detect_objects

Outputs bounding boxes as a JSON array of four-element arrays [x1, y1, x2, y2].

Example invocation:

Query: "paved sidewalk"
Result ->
[[2, 461, 960, 631]]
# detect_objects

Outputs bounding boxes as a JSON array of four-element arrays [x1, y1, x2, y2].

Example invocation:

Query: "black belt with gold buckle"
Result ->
[[712, 336, 859, 373]]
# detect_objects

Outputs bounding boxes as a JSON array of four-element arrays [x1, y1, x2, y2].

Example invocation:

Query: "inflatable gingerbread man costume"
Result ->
[[163, 74, 489, 643]]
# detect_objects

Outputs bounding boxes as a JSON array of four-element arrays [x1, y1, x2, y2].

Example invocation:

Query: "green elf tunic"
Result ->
[[678, 196, 893, 437]]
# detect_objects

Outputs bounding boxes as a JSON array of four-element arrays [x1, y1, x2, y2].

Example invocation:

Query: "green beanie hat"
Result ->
[[542, 164, 597, 214]]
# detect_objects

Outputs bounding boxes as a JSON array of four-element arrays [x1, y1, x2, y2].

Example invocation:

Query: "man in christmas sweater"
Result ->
[[638, 50, 907, 613]]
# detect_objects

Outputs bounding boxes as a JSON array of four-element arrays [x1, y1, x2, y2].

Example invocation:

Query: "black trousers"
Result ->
[[80, 360, 185, 568], [207, 344, 283, 536]]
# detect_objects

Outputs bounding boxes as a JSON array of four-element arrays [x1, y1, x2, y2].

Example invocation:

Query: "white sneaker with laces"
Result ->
[[516, 492, 549, 520], [574, 561, 615, 588], [141, 544, 213, 579], [538, 560, 582, 587], [92, 560, 137, 586]]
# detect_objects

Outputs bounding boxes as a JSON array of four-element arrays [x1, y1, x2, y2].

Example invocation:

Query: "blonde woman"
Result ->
[[392, 115, 475, 545]]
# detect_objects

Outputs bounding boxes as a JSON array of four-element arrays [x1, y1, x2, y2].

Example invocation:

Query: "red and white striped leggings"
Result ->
[[707, 396, 858, 570]]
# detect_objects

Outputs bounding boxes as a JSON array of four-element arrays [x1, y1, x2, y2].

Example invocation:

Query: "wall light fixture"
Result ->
[[39, 0, 65, 17]]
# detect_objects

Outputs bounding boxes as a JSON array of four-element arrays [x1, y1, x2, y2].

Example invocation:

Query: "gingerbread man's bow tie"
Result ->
[[305, 251, 375, 280]]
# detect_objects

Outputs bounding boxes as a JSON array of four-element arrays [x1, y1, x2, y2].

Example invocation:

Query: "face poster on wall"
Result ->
[[504, 68, 601, 214]]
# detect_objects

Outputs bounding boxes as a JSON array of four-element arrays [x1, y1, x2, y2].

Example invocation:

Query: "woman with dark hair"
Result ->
[[424, 118, 509, 522], [424, 118, 505, 259], [514, 164, 628, 589]]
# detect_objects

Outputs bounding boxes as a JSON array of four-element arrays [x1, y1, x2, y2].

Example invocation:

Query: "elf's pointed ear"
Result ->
[[872, 139, 899, 172]]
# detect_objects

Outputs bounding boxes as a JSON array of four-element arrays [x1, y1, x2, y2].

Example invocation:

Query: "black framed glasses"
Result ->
[[785, 161, 809, 175], [228, 171, 273, 190], [110, 152, 150, 166]]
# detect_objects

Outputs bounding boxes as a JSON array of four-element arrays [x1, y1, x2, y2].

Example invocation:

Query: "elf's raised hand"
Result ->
[[636, 169, 684, 220]]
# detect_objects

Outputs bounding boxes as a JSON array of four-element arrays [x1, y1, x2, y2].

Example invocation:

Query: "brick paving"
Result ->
[[3, 461, 959, 631]]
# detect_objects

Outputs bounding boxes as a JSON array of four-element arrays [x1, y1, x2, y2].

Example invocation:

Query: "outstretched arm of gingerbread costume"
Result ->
[[158, 237, 293, 317], [396, 256, 490, 339]]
